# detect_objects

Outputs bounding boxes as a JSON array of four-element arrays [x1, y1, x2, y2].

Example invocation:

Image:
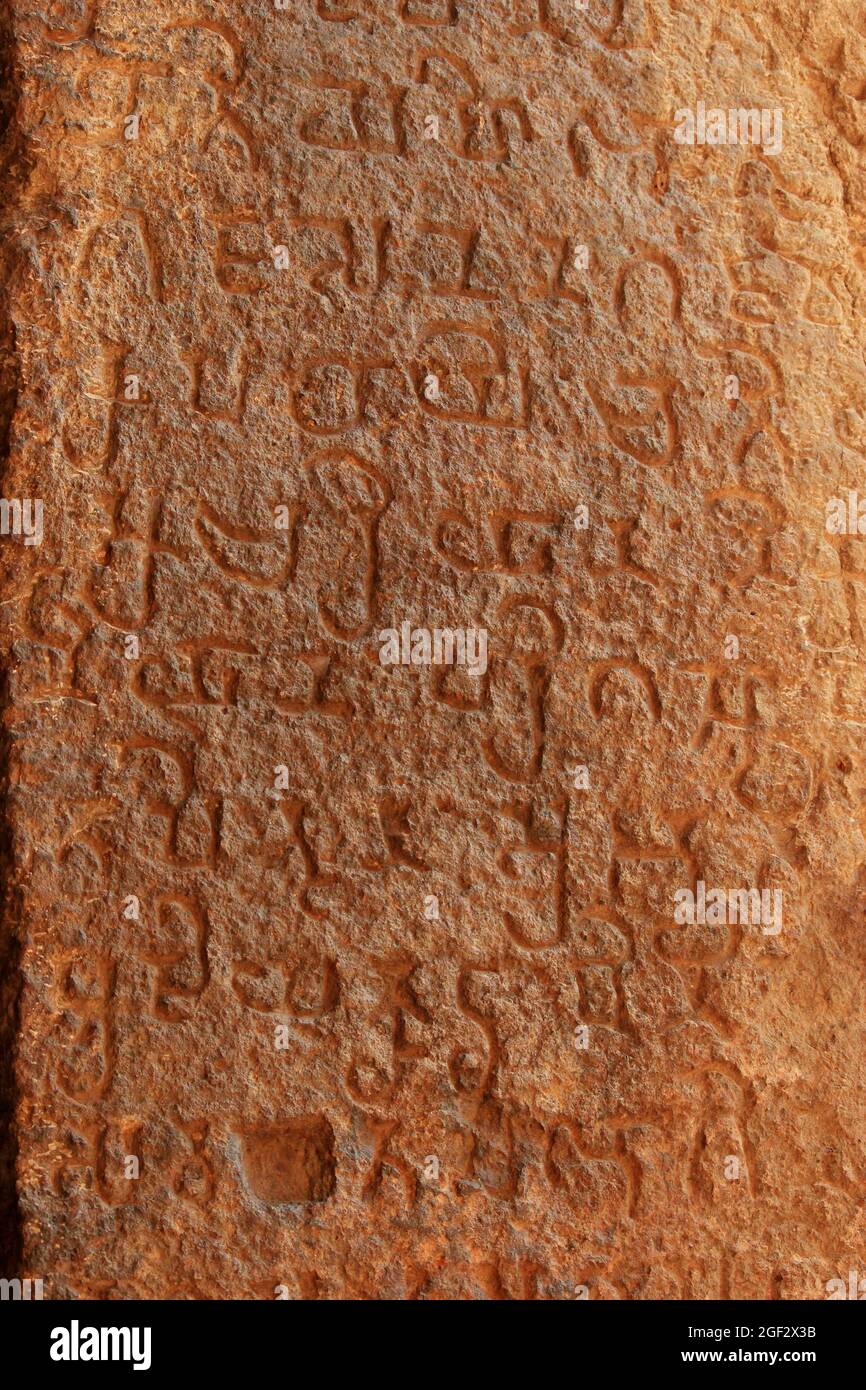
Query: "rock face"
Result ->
[[0, 0, 864, 1301]]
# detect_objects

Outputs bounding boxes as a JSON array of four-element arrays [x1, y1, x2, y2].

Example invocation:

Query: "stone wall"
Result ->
[[0, 0, 864, 1300]]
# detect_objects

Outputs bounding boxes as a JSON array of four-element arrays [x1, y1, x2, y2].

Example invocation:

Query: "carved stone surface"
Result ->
[[0, 0, 864, 1300]]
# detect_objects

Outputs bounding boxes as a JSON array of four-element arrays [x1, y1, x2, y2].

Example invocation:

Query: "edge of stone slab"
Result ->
[[0, 3, 26, 1280]]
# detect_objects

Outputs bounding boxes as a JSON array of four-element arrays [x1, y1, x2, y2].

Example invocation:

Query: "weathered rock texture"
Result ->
[[1, 0, 864, 1300]]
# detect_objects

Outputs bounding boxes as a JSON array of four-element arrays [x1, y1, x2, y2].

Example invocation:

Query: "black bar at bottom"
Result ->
[[0, 1296, 859, 1377]]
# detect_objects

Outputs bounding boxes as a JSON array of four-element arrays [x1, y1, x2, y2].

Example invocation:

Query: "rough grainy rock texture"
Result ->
[[0, 0, 865, 1301]]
